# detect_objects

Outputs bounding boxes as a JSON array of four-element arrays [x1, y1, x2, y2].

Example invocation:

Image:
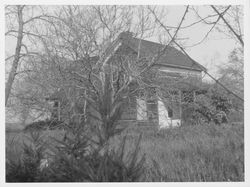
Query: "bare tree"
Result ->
[[5, 5, 25, 106], [7, 5, 243, 142], [5, 5, 51, 106], [189, 5, 243, 47], [8, 5, 193, 129], [210, 5, 244, 46], [149, 5, 244, 102], [9, 6, 162, 141], [218, 47, 244, 106]]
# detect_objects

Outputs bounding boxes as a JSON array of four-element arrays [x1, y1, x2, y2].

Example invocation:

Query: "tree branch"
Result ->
[[211, 5, 244, 46]]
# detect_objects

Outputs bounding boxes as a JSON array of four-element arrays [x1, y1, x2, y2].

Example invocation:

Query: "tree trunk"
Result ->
[[5, 6, 24, 106]]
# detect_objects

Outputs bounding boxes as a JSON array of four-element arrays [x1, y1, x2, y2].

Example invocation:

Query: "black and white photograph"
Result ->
[[3, 0, 249, 184]]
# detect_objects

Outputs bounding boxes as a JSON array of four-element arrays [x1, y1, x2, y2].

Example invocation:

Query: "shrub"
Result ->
[[182, 88, 232, 125], [6, 131, 48, 182], [7, 120, 146, 182], [40, 127, 146, 182], [23, 119, 65, 131], [6, 122, 244, 182]]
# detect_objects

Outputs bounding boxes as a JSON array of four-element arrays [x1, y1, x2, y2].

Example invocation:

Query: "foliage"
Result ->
[[218, 47, 244, 111], [23, 119, 65, 131], [218, 47, 243, 97], [6, 131, 48, 182], [6, 122, 244, 182], [182, 86, 232, 125], [6, 124, 146, 182], [138, 123, 244, 181], [42, 132, 145, 182], [6, 73, 146, 182]]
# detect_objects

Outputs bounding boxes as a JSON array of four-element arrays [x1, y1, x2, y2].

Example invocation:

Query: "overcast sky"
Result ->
[[148, 6, 241, 77], [5, 5, 242, 79]]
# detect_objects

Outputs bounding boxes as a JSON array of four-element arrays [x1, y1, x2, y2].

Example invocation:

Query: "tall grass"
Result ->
[[6, 123, 244, 182], [112, 123, 244, 181]]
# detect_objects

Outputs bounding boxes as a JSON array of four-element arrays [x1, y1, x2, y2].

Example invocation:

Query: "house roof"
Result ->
[[112, 32, 206, 72], [47, 32, 206, 101]]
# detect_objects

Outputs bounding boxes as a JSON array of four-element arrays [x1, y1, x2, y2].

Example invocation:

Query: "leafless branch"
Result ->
[[210, 5, 244, 46]]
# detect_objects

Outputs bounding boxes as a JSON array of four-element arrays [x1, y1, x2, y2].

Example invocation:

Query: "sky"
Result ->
[[5, 5, 241, 80], [148, 5, 241, 78]]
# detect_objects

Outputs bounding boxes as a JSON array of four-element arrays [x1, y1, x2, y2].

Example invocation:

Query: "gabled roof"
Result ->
[[47, 32, 206, 101], [109, 32, 206, 72]]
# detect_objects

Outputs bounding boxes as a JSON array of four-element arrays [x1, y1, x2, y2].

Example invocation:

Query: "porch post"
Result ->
[[58, 101, 61, 121], [179, 90, 182, 123]]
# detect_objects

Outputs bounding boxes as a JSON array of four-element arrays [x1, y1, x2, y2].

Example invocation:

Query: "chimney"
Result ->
[[118, 31, 133, 40]]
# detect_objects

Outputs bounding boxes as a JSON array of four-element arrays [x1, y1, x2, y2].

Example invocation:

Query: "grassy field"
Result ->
[[6, 123, 244, 182], [119, 123, 244, 181]]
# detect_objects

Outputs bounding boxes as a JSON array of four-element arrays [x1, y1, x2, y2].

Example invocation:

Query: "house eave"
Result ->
[[153, 63, 205, 72]]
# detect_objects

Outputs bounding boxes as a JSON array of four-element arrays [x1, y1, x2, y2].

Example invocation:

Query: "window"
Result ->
[[147, 87, 157, 100], [136, 98, 147, 120], [112, 69, 126, 92], [54, 101, 59, 107], [51, 100, 60, 120], [147, 100, 158, 121], [167, 107, 173, 118]]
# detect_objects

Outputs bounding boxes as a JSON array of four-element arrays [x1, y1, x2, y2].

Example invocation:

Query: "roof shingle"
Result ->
[[117, 32, 206, 72]]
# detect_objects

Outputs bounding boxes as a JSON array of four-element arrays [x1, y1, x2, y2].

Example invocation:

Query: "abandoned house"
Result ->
[[47, 31, 206, 129]]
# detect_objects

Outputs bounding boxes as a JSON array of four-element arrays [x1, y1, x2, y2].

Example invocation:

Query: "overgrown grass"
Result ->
[[6, 123, 244, 182], [112, 123, 244, 181]]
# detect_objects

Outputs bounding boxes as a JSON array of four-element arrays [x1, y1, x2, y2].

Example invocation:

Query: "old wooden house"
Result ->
[[48, 31, 206, 129]]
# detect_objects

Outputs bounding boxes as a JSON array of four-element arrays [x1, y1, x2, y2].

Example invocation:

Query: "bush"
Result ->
[[182, 88, 232, 125], [6, 131, 48, 182], [40, 124, 145, 182], [24, 119, 65, 131], [7, 122, 146, 182], [6, 122, 244, 182]]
